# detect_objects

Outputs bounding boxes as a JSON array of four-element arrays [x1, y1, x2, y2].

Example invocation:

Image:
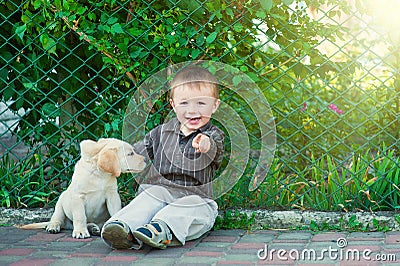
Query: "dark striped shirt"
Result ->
[[133, 118, 225, 196]]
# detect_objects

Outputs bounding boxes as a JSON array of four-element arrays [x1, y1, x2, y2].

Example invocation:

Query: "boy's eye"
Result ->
[[179, 101, 188, 105], [198, 101, 206, 105]]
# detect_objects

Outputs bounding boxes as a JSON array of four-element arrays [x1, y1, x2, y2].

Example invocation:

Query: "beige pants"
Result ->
[[104, 185, 218, 248]]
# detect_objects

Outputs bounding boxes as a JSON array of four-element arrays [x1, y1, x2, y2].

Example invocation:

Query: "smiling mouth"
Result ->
[[187, 117, 201, 124]]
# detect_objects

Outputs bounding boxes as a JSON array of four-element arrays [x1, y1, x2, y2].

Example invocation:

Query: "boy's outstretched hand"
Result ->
[[192, 134, 211, 153]]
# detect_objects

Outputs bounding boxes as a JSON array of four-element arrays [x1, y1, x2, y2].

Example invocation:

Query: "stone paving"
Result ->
[[0, 226, 399, 266]]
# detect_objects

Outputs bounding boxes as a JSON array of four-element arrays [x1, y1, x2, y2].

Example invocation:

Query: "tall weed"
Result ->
[[0, 154, 55, 208], [218, 148, 400, 211]]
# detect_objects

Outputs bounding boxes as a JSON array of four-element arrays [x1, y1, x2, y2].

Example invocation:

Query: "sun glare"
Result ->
[[366, 0, 400, 37]]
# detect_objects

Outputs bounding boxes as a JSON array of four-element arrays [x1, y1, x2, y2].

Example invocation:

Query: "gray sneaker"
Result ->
[[133, 220, 172, 249], [101, 220, 137, 249]]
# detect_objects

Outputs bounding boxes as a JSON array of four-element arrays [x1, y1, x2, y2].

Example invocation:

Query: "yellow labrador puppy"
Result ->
[[20, 138, 146, 238]]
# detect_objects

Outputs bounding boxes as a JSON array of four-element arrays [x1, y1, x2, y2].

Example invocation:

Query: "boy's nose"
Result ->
[[187, 108, 197, 114], [186, 103, 197, 113]]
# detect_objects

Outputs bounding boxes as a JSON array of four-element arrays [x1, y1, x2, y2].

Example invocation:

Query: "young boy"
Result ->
[[101, 65, 225, 250]]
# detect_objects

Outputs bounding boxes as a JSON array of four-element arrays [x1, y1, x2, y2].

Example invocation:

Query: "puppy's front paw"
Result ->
[[72, 229, 91, 239], [87, 223, 100, 236], [46, 222, 61, 234]]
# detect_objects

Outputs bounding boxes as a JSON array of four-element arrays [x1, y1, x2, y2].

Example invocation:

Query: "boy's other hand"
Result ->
[[192, 134, 211, 153]]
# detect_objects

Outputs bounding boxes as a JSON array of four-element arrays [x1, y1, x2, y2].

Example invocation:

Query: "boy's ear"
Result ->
[[212, 99, 221, 114], [169, 98, 176, 111]]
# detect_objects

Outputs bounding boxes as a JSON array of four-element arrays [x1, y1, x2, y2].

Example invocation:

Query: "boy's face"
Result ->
[[170, 83, 220, 136]]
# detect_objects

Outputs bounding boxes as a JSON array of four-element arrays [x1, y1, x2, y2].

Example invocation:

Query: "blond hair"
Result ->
[[170, 66, 219, 99]]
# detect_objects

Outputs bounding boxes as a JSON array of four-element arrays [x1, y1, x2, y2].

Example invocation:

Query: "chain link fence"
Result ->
[[1, 0, 399, 211]]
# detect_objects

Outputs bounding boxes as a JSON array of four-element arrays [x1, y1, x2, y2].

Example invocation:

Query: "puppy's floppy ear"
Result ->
[[80, 140, 100, 157], [80, 139, 110, 158], [97, 147, 121, 177]]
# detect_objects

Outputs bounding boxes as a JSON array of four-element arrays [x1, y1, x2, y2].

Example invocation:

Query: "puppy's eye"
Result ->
[[127, 152, 135, 156]]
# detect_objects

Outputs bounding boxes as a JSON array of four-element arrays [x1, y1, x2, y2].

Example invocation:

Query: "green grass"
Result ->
[[218, 147, 400, 211], [0, 224, 12, 227], [0, 154, 56, 208], [213, 210, 256, 230], [2, 146, 400, 211]]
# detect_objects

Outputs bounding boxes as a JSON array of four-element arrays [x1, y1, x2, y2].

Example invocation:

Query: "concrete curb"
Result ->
[[241, 209, 400, 230], [2, 208, 400, 231], [1, 208, 53, 225]]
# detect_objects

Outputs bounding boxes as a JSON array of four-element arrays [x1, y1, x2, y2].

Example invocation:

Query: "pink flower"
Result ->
[[329, 104, 338, 111], [328, 104, 343, 115], [301, 102, 307, 112]]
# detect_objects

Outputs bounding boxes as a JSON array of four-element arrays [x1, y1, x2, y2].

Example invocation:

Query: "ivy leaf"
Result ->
[[196, 34, 205, 45], [21, 15, 30, 23], [15, 98, 24, 110], [256, 10, 266, 19], [0, 51, 12, 65], [77, 6, 88, 15], [191, 49, 201, 59], [98, 24, 111, 33], [206, 31, 218, 44], [42, 103, 60, 118], [1, 77, 14, 101], [15, 24, 26, 41], [0, 68, 8, 86], [111, 23, 124, 35], [107, 17, 118, 25], [226, 7, 234, 18], [260, 0, 273, 12], [88, 12, 96, 21], [39, 34, 57, 56], [111, 118, 120, 131], [128, 28, 143, 37], [234, 23, 243, 32], [32, 0, 41, 10], [130, 48, 143, 59]]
